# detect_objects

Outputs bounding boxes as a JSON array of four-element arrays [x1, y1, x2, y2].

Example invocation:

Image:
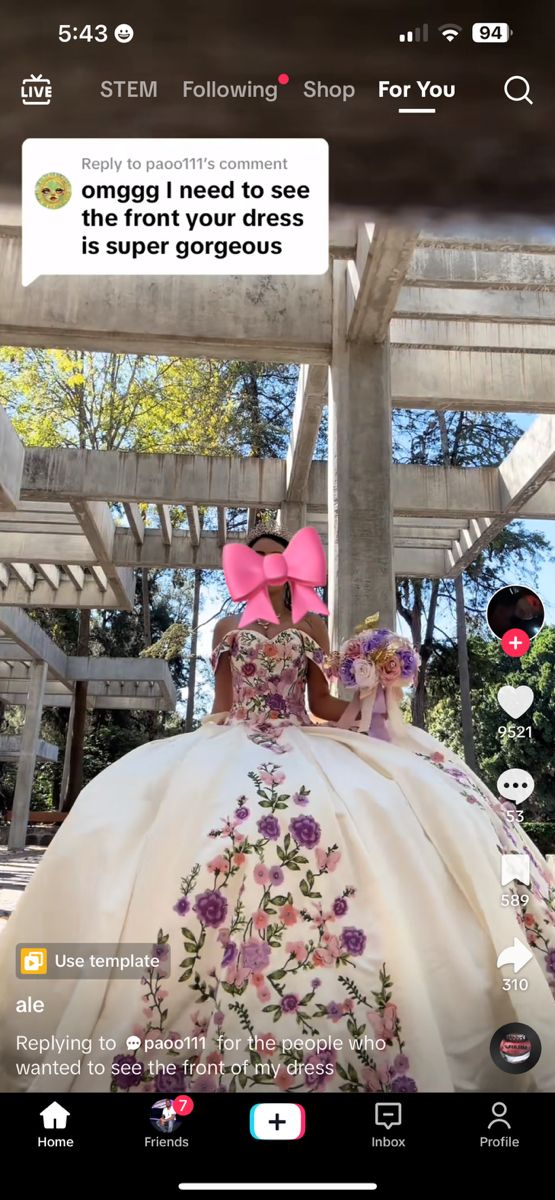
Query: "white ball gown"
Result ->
[[0, 626, 554, 1094]]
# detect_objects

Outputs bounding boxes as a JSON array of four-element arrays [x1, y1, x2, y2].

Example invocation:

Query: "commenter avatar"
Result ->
[[35, 173, 72, 209]]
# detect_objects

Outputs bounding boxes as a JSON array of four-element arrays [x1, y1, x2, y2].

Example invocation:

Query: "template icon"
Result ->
[[19, 946, 48, 974], [501, 854, 531, 887], [250, 1103, 306, 1140]]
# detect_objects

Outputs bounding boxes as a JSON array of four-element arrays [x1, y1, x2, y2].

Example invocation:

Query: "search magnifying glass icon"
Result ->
[[504, 76, 533, 105]]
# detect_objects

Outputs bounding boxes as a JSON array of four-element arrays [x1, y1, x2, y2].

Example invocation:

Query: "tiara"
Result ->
[[245, 518, 292, 546]]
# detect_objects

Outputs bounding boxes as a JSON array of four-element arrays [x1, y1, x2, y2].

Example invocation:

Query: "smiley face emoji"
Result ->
[[114, 23, 134, 42], [35, 173, 72, 209]]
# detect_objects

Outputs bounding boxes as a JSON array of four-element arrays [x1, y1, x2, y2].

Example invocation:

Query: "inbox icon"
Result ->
[[20, 947, 48, 974]]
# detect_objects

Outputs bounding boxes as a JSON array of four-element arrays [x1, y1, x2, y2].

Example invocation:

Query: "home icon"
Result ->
[[40, 1100, 70, 1130]]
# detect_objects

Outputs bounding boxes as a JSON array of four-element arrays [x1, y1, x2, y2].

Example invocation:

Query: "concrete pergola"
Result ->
[[1, 210, 555, 647], [0, 604, 176, 849]]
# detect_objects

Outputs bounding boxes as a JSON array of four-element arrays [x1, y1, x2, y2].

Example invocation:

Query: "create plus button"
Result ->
[[249, 1103, 306, 1140]]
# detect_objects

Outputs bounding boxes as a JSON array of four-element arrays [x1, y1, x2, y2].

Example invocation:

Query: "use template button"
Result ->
[[249, 1103, 306, 1140]]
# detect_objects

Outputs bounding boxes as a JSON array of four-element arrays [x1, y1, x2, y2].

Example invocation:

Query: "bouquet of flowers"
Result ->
[[327, 617, 420, 739]]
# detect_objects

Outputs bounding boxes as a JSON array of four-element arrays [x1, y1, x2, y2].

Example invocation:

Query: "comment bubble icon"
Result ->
[[126, 1035, 141, 1051], [375, 1101, 402, 1130], [22, 137, 329, 286], [496, 768, 534, 804]]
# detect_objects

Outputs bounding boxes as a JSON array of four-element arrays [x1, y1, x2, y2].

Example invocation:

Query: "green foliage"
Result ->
[[140, 622, 189, 662]]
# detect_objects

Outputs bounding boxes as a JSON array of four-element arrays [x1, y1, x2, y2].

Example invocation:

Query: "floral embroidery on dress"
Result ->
[[114, 752, 418, 1094], [211, 628, 327, 731]]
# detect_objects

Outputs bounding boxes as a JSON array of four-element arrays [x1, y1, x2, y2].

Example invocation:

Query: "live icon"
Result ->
[[21, 75, 52, 105]]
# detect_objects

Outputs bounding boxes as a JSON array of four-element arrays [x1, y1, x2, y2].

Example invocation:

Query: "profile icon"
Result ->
[[490, 1023, 541, 1073], [35, 172, 72, 209], [150, 1097, 182, 1134], [486, 584, 544, 640]]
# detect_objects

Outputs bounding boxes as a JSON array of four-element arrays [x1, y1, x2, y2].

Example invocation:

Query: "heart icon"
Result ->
[[497, 685, 534, 719]]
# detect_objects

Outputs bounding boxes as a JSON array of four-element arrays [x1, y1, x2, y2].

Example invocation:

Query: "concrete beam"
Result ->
[[64, 564, 85, 588], [186, 505, 201, 548], [391, 347, 555, 412], [35, 563, 61, 589], [0, 607, 67, 680], [70, 499, 135, 608], [397, 286, 555, 324], [123, 502, 145, 544], [0, 405, 25, 511], [286, 364, 327, 500], [498, 414, 555, 512], [0, 233, 332, 364], [0, 735, 58, 763], [0, 578, 128, 610], [407, 247, 555, 290], [217, 507, 227, 547], [391, 319, 555, 352], [158, 504, 173, 546], [0, 533, 94, 564], [10, 562, 35, 590], [347, 223, 419, 343]]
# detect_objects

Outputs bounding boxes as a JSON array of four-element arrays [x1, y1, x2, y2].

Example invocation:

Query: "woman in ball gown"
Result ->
[[0, 526, 554, 1095]]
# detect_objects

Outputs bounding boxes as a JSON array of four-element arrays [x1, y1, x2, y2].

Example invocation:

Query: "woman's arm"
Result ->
[[211, 616, 236, 714], [305, 614, 349, 722]]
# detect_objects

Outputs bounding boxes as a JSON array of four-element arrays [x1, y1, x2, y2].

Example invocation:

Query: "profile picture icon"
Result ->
[[486, 584, 544, 640], [490, 1022, 541, 1074], [35, 172, 72, 209], [150, 1097, 182, 1134]]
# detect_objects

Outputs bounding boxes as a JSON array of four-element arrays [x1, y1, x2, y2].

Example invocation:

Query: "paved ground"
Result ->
[[0, 847, 45, 929]]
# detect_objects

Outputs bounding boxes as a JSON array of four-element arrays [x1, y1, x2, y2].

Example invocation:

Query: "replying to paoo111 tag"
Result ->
[[21, 137, 329, 286]]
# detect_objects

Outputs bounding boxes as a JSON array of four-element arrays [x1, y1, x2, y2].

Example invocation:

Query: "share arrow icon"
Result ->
[[496, 938, 534, 974]]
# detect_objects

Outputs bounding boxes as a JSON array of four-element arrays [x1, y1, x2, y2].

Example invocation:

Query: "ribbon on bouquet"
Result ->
[[336, 679, 392, 741]]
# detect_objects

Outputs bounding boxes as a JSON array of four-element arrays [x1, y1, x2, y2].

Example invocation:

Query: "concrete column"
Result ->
[[9, 660, 48, 850], [280, 501, 307, 534], [59, 688, 76, 811], [328, 260, 395, 647]]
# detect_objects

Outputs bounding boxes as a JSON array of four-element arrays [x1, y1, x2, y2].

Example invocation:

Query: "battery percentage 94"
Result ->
[[472, 23, 513, 42]]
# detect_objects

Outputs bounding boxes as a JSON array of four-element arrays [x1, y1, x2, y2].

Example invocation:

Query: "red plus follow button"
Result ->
[[501, 628, 531, 657]]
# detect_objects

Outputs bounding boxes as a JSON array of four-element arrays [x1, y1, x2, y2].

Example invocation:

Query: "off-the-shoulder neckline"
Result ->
[[212, 626, 322, 655]]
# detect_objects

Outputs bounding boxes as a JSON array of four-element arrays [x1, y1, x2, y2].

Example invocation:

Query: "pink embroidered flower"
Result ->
[[252, 971, 266, 988], [233, 852, 247, 867], [312, 947, 333, 967], [257, 984, 272, 1003], [253, 909, 269, 930], [259, 769, 286, 786], [208, 855, 229, 875], [322, 934, 341, 959], [253, 863, 270, 885], [367, 1011, 386, 1038], [258, 1034, 278, 1056], [431, 751, 444, 763], [205, 1051, 224, 1068], [315, 847, 342, 872], [362, 1066, 381, 1091], [383, 1003, 398, 1035], [286, 941, 307, 962], [523, 913, 536, 928], [275, 1065, 293, 1090], [281, 904, 299, 926], [342, 999, 355, 1013], [217, 928, 230, 947]]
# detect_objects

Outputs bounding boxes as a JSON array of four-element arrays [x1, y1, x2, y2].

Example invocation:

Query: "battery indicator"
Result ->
[[472, 22, 513, 42]]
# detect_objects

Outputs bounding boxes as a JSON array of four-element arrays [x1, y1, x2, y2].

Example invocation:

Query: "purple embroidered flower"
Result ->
[[326, 1001, 344, 1022], [293, 791, 310, 806], [269, 865, 285, 886], [153, 943, 170, 960], [241, 939, 272, 972], [546, 948, 555, 976], [341, 926, 367, 957], [154, 1064, 187, 1092], [281, 994, 299, 1013], [333, 897, 348, 917], [173, 897, 190, 916], [235, 806, 250, 821], [213, 1010, 225, 1026], [267, 693, 287, 714], [242, 661, 257, 677], [304, 1048, 337, 1090], [193, 889, 228, 928], [257, 815, 281, 841], [311, 978, 322, 989], [221, 940, 237, 968], [391, 1075, 418, 1093], [392, 1054, 410, 1075], [112, 1054, 144, 1089], [311, 647, 325, 664], [289, 815, 321, 849]]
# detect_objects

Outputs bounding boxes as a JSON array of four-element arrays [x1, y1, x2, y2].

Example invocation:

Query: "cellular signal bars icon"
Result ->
[[399, 24, 428, 42]]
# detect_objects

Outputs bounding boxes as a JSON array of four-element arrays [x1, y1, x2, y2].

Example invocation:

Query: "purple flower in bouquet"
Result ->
[[398, 647, 419, 681], [360, 628, 392, 655], [339, 656, 358, 688]]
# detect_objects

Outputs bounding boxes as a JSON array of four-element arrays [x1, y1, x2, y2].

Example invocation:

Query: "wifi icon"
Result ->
[[439, 23, 462, 41]]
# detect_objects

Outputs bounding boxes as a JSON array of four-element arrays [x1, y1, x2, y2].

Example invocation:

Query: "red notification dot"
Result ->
[[174, 1094, 194, 1116], [277, 73, 290, 85], [501, 628, 531, 657]]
